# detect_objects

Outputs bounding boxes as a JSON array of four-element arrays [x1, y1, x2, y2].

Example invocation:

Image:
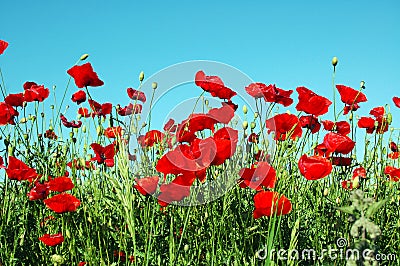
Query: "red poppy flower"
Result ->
[[357, 117, 375, 133], [336, 85, 367, 106], [60, 114, 82, 128], [134, 176, 159, 196], [265, 113, 302, 141], [163, 118, 177, 132], [299, 115, 321, 134], [138, 130, 164, 148], [6, 156, 38, 182], [393, 97, 400, 108], [117, 103, 142, 116], [127, 88, 146, 102], [211, 127, 238, 166], [343, 103, 360, 115], [331, 156, 353, 166], [388, 152, 399, 159], [24, 84, 50, 102], [67, 63, 104, 88], [390, 142, 398, 152], [48, 176, 74, 192], [38, 233, 64, 246], [78, 107, 91, 118], [44, 193, 80, 213], [78, 262, 87, 266], [157, 173, 196, 206], [239, 161, 276, 190], [104, 126, 123, 139], [314, 143, 331, 157], [384, 166, 400, 182], [44, 129, 58, 140], [323, 132, 355, 154], [0, 156, 4, 169], [357, 107, 389, 134], [195, 70, 237, 100], [5, 93, 25, 107], [341, 180, 358, 190], [67, 159, 95, 170], [248, 133, 259, 143], [253, 191, 292, 219], [27, 181, 50, 200], [0, 102, 19, 125], [296, 87, 331, 116], [222, 100, 238, 111], [71, 90, 86, 104], [245, 83, 293, 106], [353, 167, 366, 179], [91, 143, 115, 167], [322, 120, 351, 135], [298, 154, 332, 180], [88, 99, 112, 117], [0, 40, 9, 55], [245, 82, 267, 98]]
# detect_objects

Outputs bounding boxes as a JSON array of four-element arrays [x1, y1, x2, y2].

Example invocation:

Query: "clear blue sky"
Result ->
[[1, 1, 400, 130]]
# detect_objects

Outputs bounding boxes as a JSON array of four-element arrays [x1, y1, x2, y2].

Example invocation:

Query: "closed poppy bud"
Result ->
[[23, 134, 28, 140], [80, 54, 89, 61], [360, 80, 365, 89], [184, 244, 189, 252], [349, 113, 353, 120], [152, 82, 158, 89], [8, 145, 15, 156], [352, 176, 359, 188], [387, 113, 392, 124], [204, 99, 209, 106], [323, 188, 329, 196], [243, 105, 248, 114], [250, 122, 256, 129], [65, 229, 71, 238], [82, 125, 86, 133], [336, 197, 341, 204], [242, 121, 248, 130], [332, 56, 338, 67], [51, 254, 64, 265], [254, 112, 259, 119], [69, 132, 74, 138], [139, 71, 145, 82], [19, 117, 27, 124], [50, 105, 54, 109], [87, 216, 92, 224], [96, 126, 102, 136]]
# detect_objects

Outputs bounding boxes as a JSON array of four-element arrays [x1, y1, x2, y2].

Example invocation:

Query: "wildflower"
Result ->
[[195, 70, 237, 100], [134, 176, 159, 196], [90, 143, 116, 167], [253, 191, 292, 219], [298, 154, 332, 180], [127, 88, 146, 102], [38, 233, 64, 246], [265, 113, 302, 141], [67, 62, 104, 88], [296, 86, 332, 116], [44, 193, 80, 213], [71, 90, 87, 104], [6, 156, 38, 182], [0, 40, 9, 55], [238, 161, 277, 190]]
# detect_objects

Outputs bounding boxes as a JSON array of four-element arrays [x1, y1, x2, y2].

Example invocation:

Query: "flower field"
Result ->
[[0, 40, 399, 265]]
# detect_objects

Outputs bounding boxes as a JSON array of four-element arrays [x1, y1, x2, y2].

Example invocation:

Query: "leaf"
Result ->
[[335, 205, 355, 215], [365, 199, 387, 218]]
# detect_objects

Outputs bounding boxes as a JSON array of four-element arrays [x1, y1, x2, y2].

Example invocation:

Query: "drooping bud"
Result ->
[[80, 53, 89, 61]]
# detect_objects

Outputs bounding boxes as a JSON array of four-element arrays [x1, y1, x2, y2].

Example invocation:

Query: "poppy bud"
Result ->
[[19, 117, 27, 124], [250, 122, 256, 129], [51, 254, 64, 265], [139, 71, 145, 82], [8, 145, 15, 156], [50, 105, 54, 109], [323, 188, 329, 196], [69, 132, 74, 138], [205, 99, 209, 106], [23, 134, 28, 140], [82, 125, 86, 133], [184, 244, 189, 252], [23, 101, 27, 108], [352, 176, 359, 189], [80, 53, 89, 61], [332, 56, 338, 67], [65, 229, 71, 238], [349, 113, 353, 121], [254, 112, 259, 119], [336, 197, 341, 204], [41, 112, 45, 118], [242, 121, 248, 130], [141, 122, 147, 128], [87, 216, 92, 224], [152, 82, 158, 89], [31, 115, 36, 121], [387, 113, 392, 124], [374, 121, 379, 128], [360, 80, 365, 89], [242, 105, 248, 114]]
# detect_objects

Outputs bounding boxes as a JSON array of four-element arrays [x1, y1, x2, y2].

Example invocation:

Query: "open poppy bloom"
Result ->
[[157, 172, 196, 206], [210, 127, 238, 166], [336, 85, 367, 114], [134, 176, 159, 196], [245, 83, 293, 106], [67, 63, 104, 88], [91, 143, 116, 167], [299, 115, 321, 134], [393, 97, 400, 108], [342, 167, 366, 190], [322, 120, 351, 136], [0, 40, 9, 55], [296, 87, 331, 116], [253, 191, 292, 219], [23, 82, 50, 102], [71, 90, 87, 104], [323, 132, 355, 154], [60, 114, 82, 128], [5, 93, 25, 107], [195, 70, 237, 100], [0, 102, 19, 125], [247, 133, 259, 143], [38, 233, 64, 246], [138, 130, 164, 148], [266, 113, 302, 141], [239, 161, 276, 190], [388, 142, 399, 159], [298, 154, 332, 180], [127, 88, 146, 102], [384, 166, 400, 182], [104, 126, 123, 139], [78, 107, 91, 118], [88, 99, 112, 117], [48, 176, 74, 192], [44, 193, 81, 213], [117, 103, 142, 116], [357, 106, 389, 134], [6, 156, 38, 182], [27, 181, 50, 200]]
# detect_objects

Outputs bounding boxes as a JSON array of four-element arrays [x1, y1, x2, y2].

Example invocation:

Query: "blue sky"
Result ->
[[1, 1, 400, 131]]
